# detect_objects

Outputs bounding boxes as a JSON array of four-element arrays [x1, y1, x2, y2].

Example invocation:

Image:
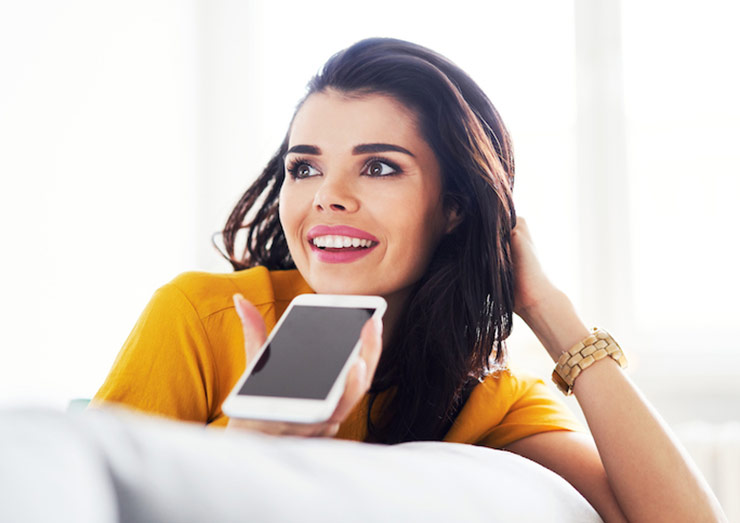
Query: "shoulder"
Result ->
[[445, 365, 584, 446], [163, 266, 313, 320], [473, 365, 578, 420], [444, 367, 541, 438], [474, 367, 546, 405]]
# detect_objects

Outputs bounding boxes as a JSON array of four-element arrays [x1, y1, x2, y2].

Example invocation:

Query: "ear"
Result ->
[[443, 198, 464, 234]]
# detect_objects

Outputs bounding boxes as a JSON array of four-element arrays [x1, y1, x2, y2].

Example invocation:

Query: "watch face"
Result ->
[[551, 369, 572, 396]]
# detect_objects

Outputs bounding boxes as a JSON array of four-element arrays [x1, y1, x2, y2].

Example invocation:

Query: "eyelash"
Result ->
[[285, 156, 402, 180]]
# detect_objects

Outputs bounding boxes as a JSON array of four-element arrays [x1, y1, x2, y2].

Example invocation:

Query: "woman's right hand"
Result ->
[[227, 293, 383, 437]]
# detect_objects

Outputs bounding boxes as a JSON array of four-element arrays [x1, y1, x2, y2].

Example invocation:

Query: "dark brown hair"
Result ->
[[220, 37, 516, 443]]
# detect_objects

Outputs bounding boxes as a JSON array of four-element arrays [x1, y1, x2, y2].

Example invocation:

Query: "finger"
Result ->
[[317, 422, 341, 437], [512, 216, 533, 243], [232, 293, 268, 363], [284, 422, 333, 438], [278, 421, 338, 437], [358, 316, 383, 381], [327, 356, 367, 424], [229, 417, 324, 437], [279, 422, 323, 437], [228, 418, 286, 435]]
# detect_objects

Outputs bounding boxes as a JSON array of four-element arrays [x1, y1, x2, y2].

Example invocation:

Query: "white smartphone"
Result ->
[[222, 293, 387, 424]]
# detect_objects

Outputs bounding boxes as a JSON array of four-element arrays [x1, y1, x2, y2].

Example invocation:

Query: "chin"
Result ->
[[308, 272, 384, 296], [313, 281, 375, 296]]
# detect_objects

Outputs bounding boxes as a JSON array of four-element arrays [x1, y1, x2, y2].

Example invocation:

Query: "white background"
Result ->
[[1, 0, 738, 430]]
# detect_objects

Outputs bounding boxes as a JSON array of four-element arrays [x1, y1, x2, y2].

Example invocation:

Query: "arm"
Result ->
[[91, 282, 218, 423], [505, 429, 626, 522], [506, 218, 726, 522]]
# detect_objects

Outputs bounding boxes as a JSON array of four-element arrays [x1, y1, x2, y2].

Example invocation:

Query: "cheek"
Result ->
[[385, 195, 446, 266], [278, 186, 304, 251], [277, 189, 290, 228], [279, 183, 304, 225]]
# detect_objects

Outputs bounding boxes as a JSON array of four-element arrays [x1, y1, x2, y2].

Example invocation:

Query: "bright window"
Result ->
[[622, 0, 740, 336]]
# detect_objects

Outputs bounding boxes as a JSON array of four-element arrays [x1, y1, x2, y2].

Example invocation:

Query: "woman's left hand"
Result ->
[[510, 217, 562, 318]]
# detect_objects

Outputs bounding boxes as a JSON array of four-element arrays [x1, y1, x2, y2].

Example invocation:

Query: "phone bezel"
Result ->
[[222, 293, 387, 424]]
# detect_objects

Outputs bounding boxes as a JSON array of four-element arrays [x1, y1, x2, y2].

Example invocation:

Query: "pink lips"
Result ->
[[307, 225, 379, 243], [307, 225, 379, 264]]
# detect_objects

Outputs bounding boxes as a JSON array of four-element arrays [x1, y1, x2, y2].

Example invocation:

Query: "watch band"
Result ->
[[552, 327, 627, 396]]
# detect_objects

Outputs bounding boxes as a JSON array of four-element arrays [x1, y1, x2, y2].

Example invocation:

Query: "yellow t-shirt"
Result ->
[[92, 267, 585, 448]]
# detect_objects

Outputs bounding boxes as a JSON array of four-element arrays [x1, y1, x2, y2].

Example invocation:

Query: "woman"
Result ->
[[94, 37, 725, 521]]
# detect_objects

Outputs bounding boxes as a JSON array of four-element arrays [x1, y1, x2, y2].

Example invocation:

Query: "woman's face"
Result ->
[[279, 89, 459, 299]]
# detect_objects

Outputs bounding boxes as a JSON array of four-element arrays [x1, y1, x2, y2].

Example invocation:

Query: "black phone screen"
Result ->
[[237, 305, 374, 399]]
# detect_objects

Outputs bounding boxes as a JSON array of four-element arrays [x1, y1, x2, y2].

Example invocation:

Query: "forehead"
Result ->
[[288, 90, 423, 148]]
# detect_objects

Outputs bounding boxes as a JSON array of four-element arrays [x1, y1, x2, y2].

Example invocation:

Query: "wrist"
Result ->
[[517, 288, 566, 323], [552, 328, 628, 395], [518, 291, 590, 362]]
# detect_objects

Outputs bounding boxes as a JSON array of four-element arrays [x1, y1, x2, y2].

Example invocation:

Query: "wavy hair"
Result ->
[[219, 37, 517, 444]]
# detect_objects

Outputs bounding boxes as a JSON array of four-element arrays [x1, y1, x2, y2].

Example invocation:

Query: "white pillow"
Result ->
[[0, 407, 602, 523]]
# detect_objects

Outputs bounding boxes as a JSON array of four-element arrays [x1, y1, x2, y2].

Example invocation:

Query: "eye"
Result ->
[[363, 157, 401, 177], [286, 157, 320, 179]]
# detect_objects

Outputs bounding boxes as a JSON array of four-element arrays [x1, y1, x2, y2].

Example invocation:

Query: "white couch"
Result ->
[[0, 407, 602, 522]]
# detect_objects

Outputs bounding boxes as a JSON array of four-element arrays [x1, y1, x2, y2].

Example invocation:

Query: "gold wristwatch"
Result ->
[[552, 327, 628, 396]]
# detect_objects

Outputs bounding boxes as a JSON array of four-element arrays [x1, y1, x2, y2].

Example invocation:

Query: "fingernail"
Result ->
[[232, 293, 246, 322], [356, 357, 367, 382]]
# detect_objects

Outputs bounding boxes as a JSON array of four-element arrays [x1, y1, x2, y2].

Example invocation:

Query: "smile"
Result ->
[[308, 238, 378, 263], [311, 235, 378, 249], [306, 225, 380, 264]]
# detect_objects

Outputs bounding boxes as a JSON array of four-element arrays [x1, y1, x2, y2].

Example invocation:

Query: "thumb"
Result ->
[[232, 293, 267, 364]]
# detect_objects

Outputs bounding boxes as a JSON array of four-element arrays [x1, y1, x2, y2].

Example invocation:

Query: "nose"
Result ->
[[313, 176, 360, 213]]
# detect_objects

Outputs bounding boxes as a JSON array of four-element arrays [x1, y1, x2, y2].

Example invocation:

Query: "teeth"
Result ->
[[311, 235, 374, 249]]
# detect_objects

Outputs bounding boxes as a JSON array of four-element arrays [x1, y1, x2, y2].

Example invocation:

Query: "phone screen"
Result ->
[[237, 305, 375, 400]]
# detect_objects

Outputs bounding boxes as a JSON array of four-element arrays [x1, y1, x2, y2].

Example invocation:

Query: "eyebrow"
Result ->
[[283, 143, 416, 159]]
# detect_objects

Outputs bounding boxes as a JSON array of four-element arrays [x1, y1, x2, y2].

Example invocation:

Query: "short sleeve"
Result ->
[[90, 282, 218, 423], [477, 372, 587, 449]]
